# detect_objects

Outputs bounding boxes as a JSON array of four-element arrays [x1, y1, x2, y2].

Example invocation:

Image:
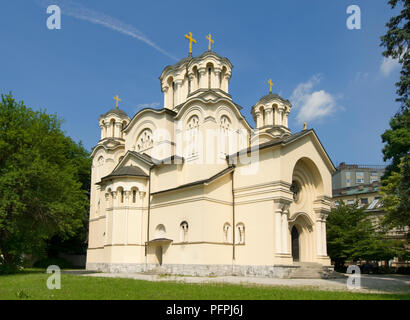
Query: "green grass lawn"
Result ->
[[0, 270, 409, 300]]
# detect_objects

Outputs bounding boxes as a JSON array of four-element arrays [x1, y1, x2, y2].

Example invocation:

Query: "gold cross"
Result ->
[[185, 32, 197, 55], [206, 33, 214, 51], [113, 95, 121, 109], [268, 79, 274, 93]]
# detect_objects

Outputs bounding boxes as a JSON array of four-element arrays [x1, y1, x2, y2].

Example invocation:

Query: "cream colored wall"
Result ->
[[124, 110, 175, 158], [234, 200, 276, 265], [148, 174, 234, 265]]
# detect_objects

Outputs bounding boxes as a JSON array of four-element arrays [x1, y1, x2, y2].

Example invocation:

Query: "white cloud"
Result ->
[[35, 0, 178, 61], [290, 75, 338, 124], [380, 57, 400, 76]]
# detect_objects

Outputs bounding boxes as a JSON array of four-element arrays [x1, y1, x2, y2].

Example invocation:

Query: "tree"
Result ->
[[0, 93, 90, 272], [327, 202, 398, 271], [380, 0, 410, 235], [380, 156, 410, 234], [380, 0, 410, 113]]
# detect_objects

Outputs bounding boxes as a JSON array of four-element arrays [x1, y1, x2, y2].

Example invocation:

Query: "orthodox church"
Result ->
[[86, 34, 335, 277]]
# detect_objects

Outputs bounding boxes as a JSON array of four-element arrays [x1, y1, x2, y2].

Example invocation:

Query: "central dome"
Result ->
[[159, 51, 233, 110]]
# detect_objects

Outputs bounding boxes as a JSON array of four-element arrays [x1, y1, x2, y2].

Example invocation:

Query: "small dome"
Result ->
[[255, 93, 291, 108], [100, 108, 129, 119]]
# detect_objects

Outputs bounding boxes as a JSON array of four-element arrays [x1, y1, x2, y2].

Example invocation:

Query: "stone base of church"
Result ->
[[86, 262, 301, 278]]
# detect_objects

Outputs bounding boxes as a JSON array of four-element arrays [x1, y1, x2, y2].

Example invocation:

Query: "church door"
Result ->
[[155, 246, 163, 266], [291, 226, 300, 262]]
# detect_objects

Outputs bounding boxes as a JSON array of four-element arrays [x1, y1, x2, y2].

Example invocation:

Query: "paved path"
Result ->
[[77, 272, 410, 294]]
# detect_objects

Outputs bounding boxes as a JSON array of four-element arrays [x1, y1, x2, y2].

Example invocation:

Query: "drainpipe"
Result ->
[[145, 167, 152, 257], [231, 170, 235, 263]]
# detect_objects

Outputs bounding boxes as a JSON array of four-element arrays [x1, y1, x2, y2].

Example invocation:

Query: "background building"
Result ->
[[332, 163, 385, 190], [332, 163, 408, 268]]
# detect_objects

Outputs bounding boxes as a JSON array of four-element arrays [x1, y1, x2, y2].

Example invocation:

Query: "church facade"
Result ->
[[86, 48, 335, 277]]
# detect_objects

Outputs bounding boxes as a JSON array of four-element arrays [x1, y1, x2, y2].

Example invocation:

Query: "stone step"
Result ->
[[289, 265, 346, 279], [293, 262, 323, 268]]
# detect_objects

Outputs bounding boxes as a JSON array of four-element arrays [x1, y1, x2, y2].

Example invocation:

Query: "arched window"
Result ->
[[136, 129, 153, 152], [172, 81, 176, 107], [121, 121, 127, 138], [259, 107, 265, 127], [117, 187, 124, 204], [206, 63, 214, 88], [220, 115, 231, 156], [193, 66, 199, 91], [110, 119, 115, 137], [132, 189, 137, 203], [187, 115, 199, 157], [166, 76, 174, 109], [180, 221, 189, 242], [223, 223, 231, 243], [235, 223, 245, 244]]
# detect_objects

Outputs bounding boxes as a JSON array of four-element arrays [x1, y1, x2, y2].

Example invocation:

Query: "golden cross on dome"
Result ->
[[113, 94, 121, 109], [185, 32, 197, 55], [206, 33, 214, 51], [268, 79, 274, 93]]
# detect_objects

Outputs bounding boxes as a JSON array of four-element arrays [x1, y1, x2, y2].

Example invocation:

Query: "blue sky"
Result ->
[[0, 0, 402, 166]]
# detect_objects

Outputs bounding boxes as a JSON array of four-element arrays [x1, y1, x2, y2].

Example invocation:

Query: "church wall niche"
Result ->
[[223, 223, 232, 243], [179, 221, 189, 242]]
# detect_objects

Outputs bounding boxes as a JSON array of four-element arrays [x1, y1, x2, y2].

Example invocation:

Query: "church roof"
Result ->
[[228, 129, 335, 172], [100, 165, 148, 181], [100, 108, 129, 119], [151, 165, 235, 195]]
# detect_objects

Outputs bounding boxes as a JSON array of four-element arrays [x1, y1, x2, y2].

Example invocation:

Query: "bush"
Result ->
[[33, 256, 74, 269]]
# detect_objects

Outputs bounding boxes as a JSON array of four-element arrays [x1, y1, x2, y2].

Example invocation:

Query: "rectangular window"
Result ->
[[347, 199, 354, 205], [356, 172, 364, 184], [361, 198, 369, 205]]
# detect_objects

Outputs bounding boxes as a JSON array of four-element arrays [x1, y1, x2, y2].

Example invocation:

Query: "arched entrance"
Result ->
[[289, 213, 315, 262], [291, 226, 300, 262]]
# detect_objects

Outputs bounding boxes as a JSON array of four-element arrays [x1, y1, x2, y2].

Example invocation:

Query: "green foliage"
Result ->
[[327, 202, 398, 270], [380, 156, 410, 232], [379, 0, 410, 240], [381, 109, 410, 177], [380, 0, 410, 112], [0, 93, 90, 271], [33, 256, 74, 269]]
